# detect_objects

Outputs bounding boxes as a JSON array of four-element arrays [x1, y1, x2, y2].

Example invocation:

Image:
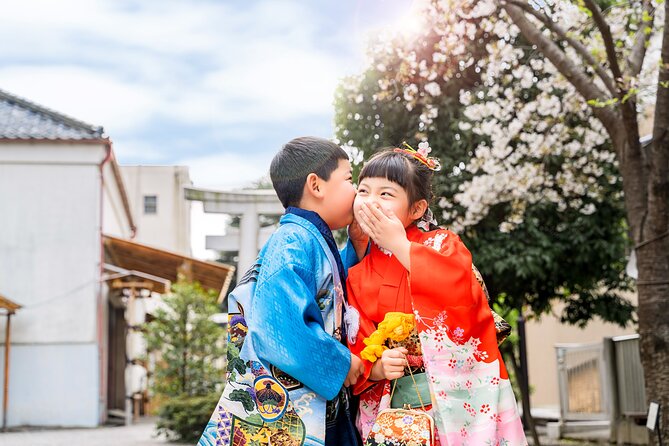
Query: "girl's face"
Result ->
[[355, 176, 425, 228]]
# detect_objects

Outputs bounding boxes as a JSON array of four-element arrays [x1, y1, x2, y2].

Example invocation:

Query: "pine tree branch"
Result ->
[[507, 0, 617, 96]]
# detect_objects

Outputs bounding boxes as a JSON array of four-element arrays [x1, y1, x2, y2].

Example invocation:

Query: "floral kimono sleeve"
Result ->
[[407, 229, 527, 445]]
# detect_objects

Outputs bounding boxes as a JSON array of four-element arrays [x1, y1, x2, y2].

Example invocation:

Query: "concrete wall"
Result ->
[[0, 141, 131, 427], [121, 165, 191, 254]]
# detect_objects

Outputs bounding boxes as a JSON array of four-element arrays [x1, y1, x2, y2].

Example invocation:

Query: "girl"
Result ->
[[347, 145, 527, 445]]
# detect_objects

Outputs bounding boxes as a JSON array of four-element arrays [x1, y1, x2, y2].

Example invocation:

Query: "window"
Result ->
[[144, 195, 157, 214]]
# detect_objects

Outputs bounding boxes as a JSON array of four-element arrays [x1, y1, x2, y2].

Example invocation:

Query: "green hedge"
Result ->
[[156, 392, 220, 443]]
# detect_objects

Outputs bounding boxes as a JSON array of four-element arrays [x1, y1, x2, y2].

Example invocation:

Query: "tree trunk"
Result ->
[[637, 0, 669, 442], [498, 1, 669, 442]]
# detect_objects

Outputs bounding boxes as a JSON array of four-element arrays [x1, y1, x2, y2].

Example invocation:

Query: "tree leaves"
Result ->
[[144, 280, 225, 398]]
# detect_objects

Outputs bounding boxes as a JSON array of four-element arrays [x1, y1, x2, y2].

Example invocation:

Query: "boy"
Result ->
[[199, 137, 366, 446]]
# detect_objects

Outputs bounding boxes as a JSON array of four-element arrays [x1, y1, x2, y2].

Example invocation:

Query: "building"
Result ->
[[121, 166, 192, 255], [0, 89, 233, 428], [0, 88, 134, 427]]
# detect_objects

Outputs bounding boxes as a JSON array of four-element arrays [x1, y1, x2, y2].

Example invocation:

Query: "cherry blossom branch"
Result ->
[[507, 0, 617, 95], [500, 0, 622, 135], [628, 0, 656, 77], [582, 0, 624, 85]]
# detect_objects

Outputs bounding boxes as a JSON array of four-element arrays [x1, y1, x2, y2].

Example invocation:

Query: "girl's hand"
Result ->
[[370, 347, 408, 381], [357, 202, 406, 253], [357, 202, 412, 270]]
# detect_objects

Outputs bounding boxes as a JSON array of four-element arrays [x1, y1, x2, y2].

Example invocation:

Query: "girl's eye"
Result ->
[[357, 188, 368, 194], [381, 192, 394, 197]]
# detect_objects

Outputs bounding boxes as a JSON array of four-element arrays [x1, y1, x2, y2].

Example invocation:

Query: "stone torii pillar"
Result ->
[[185, 187, 284, 280]]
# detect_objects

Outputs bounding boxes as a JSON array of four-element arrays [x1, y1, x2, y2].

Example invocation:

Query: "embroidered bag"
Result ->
[[364, 367, 436, 446]]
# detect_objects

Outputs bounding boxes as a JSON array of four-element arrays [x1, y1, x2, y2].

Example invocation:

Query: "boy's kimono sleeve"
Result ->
[[250, 261, 351, 401]]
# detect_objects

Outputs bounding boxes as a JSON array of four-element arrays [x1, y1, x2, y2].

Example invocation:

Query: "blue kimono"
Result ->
[[198, 209, 360, 446]]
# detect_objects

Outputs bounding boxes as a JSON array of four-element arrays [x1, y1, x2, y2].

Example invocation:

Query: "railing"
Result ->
[[554, 334, 648, 444], [556, 342, 610, 421]]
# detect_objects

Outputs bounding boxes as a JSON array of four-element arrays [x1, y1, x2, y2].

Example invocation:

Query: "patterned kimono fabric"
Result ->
[[347, 224, 527, 446], [198, 211, 358, 446]]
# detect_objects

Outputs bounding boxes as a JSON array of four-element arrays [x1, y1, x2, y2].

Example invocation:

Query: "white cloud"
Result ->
[[178, 151, 271, 190], [0, 0, 343, 130], [0, 65, 160, 133]]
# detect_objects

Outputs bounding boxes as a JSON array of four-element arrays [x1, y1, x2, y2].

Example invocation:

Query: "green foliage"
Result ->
[[144, 279, 225, 399], [155, 392, 220, 443]]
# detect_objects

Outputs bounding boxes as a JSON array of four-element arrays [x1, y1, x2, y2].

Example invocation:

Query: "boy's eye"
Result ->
[[381, 192, 394, 197]]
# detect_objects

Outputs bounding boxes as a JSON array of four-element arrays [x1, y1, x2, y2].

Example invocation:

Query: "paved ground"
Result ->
[[0, 417, 607, 446], [0, 417, 188, 446]]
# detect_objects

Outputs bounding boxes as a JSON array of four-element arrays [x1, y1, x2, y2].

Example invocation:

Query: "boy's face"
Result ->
[[320, 158, 356, 230]]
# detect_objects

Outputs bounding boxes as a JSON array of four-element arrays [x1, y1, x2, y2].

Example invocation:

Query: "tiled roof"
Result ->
[[0, 88, 104, 140]]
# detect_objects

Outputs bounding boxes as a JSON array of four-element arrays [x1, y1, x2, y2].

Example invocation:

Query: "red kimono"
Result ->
[[347, 225, 527, 445]]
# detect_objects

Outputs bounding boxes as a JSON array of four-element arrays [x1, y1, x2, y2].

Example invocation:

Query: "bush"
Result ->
[[156, 392, 220, 443]]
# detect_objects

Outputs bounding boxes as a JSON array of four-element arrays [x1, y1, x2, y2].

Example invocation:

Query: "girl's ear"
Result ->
[[304, 173, 324, 199], [410, 199, 429, 221]]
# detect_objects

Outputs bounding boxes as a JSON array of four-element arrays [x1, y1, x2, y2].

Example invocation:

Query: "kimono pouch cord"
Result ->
[[391, 372, 431, 409], [390, 364, 427, 410]]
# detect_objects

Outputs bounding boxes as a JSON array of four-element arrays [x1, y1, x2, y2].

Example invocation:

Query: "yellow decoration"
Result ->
[[360, 312, 415, 362]]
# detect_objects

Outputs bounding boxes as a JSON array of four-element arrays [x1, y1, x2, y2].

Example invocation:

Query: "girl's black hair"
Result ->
[[359, 148, 439, 230]]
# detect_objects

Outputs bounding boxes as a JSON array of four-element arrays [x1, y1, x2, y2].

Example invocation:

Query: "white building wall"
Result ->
[[0, 141, 132, 427], [121, 165, 191, 254], [102, 163, 133, 239]]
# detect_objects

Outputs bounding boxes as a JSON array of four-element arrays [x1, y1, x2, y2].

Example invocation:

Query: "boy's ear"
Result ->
[[304, 173, 325, 199], [410, 199, 429, 221]]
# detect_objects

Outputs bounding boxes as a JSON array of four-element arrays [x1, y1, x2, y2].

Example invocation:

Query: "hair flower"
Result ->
[[394, 141, 441, 171]]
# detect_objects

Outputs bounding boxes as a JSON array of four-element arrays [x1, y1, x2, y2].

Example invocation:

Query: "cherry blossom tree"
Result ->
[[335, 0, 666, 439], [468, 0, 668, 441]]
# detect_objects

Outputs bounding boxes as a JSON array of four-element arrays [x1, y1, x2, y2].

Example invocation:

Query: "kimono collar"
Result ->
[[284, 207, 346, 290], [369, 223, 423, 257]]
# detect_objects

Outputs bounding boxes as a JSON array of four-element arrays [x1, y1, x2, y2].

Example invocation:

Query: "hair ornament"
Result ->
[[394, 141, 442, 171]]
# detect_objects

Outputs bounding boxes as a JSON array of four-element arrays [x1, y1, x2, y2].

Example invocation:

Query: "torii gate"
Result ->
[[185, 187, 284, 281]]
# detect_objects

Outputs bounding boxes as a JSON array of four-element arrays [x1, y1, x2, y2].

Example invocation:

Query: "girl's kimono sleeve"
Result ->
[[250, 261, 351, 401], [346, 270, 380, 395], [408, 229, 502, 375], [409, 231, 478, 308]]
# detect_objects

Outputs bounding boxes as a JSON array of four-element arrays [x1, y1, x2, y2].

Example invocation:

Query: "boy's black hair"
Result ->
[[359, 148, 435, 222], [270, 136, 349, 208]]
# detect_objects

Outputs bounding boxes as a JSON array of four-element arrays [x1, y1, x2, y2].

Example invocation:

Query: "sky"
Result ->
[[0, 0, 418, 189], [0, 0, 420, 258]]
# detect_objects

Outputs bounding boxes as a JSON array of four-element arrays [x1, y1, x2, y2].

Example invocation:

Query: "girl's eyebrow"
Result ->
[[358, 181, 398, 192]]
